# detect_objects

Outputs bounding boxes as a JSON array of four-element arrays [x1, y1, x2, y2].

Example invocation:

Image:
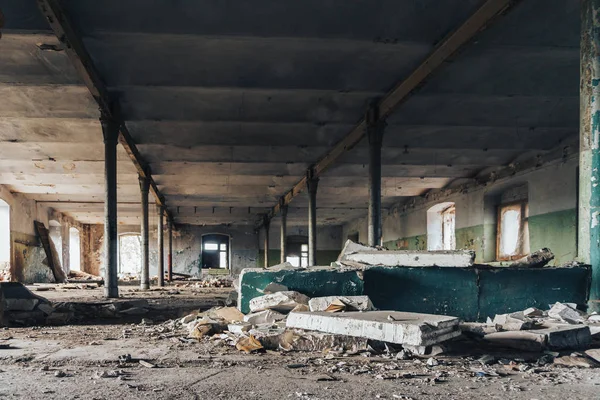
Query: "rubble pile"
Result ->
[[174, 276, 233, 288]]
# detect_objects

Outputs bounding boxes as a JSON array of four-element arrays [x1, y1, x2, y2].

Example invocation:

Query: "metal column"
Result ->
[[157, 205, 165, 287], [366, 101, 386, 247], [100, 112, 119, 298], [280, 202, 288, 263], [167, 217, 173, 282], [263, 216, 270, 268], [581, 0, 600, 312], [139, 175, 150, 290], [307, 169, 319, 266]]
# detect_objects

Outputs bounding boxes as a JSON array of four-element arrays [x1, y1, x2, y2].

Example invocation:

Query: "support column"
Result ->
[[280, 202, 288, 263], [263, 216, 270, 268], [167, 217, 173, 282], [157, 205, 165, 287], [366, 101, 386, 247], [139, 175, 150, 290], [581, 0, 600, 312], [307, 169, 319, 266], [101, 112, 119, 298]]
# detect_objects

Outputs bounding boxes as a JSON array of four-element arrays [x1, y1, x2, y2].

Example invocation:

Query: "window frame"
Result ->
[[496, 200, 529, 261]]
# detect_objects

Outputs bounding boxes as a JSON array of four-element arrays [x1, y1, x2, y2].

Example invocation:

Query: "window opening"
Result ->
[[201, 234, 229, 269], [0, 199, 10, 277], [497, 202, 529, 260], [69, 227, 81, 271], [119, 234, 142, 276], [427, 202, 456, 250]]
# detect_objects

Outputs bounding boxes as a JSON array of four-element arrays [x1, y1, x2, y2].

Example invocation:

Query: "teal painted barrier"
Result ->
[[239, 265, 591, 321]]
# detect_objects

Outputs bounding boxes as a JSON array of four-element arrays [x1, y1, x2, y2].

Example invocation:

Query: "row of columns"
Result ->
[[101, 113, 174, 298], [262, 102, 385, 267]]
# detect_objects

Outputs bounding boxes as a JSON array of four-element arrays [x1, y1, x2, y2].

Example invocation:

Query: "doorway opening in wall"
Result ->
[[0, 199, 10, 280], [201, 234, 229, 269], [48, 220, 63, 267], [427, 202, 456, 251], [286, 235, 309, 267], [497, 201, 530, 261], [119, 233, 142, 276], [69, 227, 81, 271]]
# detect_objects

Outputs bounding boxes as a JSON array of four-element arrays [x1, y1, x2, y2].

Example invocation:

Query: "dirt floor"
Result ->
[[1, 285, 599, 399]]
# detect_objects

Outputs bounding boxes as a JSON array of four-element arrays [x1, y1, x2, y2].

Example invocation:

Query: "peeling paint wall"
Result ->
[[343, 158, 578, 266]]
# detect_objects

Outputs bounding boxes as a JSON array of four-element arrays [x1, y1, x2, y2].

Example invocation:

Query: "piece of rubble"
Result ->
[[243, 310, 287, 325], [208, 307, 245, 323], [37, 303, 54, 315], [585, 349, 600, 364], [587, 314, 600, 323], [139, 360, 156, 368], [548, 302, 586, 324], [554, 355, 598, 368], [483, 325, 591, 351], [249, 291, 309, 313], [340, 249, 475, 268], [286, 311, 460, 347], [228, 323, 252, 334], [291, 304, 309, 312], [459, 322, 497, 337], [225, 290, 238, 307], [308, 295, 374, 313], [492, 312, 534, 331], [523, 307, 544, 317], [258, 329, 369, 352], [263, 282, 288, 294], [180, 313, 198, 324], [507, 248, 554, 268], [119, 307, 148, 316], [236, 335, 263, 353]]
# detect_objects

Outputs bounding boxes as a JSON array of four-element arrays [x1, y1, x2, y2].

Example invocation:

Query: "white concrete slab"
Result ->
[[249, 291, 310, 313], [342, 250, 475, 267], [308, 295, 374, 312], [286, 311, 460, 346]]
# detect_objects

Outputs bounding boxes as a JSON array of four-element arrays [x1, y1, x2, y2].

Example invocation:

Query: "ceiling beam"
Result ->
[[36, 0, 169, 219], [261, 0, 522, 227]]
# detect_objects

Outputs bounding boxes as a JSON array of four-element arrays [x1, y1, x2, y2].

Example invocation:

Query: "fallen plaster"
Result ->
[[341, 250, 475, 268]]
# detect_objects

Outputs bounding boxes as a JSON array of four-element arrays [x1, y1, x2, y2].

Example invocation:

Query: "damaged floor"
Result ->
[[1, 286, 600, 400]]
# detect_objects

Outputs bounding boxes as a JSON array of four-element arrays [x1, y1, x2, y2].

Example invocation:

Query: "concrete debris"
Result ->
[[548, 302, 586, 324], [235, 335, 263, 353], [1, 282, 54, 326], [483, 325, 591, 351], [553, 355, 598, 368], [291, 304, 309, 312], [492, 311, 536, 331], [249, 291, 310, 313], [340, 248, 476, 268], [459, 322, 498, 337], [262, 282, 289, 294], [286, 311, 461, 347], [507, 248, 554, 268], [584, 349, 600, 364], [227, 323, 252, 334], [243, 310, 287, 325], [308, 295, 374, 313], [337, 240, 376, 261], [139, 360, 156, 368], [205, 306, 245, 323], [523, 307, 544, 317], [224, 290, 238, 307]]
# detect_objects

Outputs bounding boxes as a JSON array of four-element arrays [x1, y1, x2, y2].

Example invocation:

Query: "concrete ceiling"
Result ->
[[0, 0, 580, 227]]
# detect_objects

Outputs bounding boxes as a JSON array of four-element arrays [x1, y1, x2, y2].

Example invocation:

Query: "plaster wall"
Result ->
[[342, 158, 578, 265]]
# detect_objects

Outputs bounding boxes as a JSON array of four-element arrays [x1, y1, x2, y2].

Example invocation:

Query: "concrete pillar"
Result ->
[[307, 170, 319, 266], [61, 222, 70, 274], [581, 0, 600, 312], [139, 175, 150, 290], [280, 203, 288, 263], [366, 101, 386, 247], [167, 217, 173, 281], [263, 216, 270, 268], [157, 205, 165, 287], [100, 113, 119, 298]]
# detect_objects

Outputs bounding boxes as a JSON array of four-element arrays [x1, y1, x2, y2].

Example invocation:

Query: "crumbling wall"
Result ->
[[342, 158, 578, 266]]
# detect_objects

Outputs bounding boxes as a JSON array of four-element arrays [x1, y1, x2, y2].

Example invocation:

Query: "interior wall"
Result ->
[[342, 157, 578, 266], [258, 224, 343, 267]]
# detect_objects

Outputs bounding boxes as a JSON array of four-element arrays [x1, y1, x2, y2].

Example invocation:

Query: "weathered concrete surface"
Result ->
[[342, 250, 475, 267], [308, 295, 374, 312], [240, 264, 591, 321], [483, 325, 591, 351], [286, 311, 461, 346], [249, 291, 309, 313]]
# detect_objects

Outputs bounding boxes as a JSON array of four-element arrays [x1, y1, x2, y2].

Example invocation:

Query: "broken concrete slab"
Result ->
[[483, 325, 591, 351], [243, 310, 287, 325], [337, 240, 375, 261], [341, 250, 476, 268], [249, 291, 310, 313], [548, 302, 586, 324], [308, 296, 374, 312], [227, 323, 252, 334], [259, 329, 369, 352], [507, 248, 554, 268], [286, 311, 461, 347], [492, 311, 534, 331], [205, 307, 244, 323]]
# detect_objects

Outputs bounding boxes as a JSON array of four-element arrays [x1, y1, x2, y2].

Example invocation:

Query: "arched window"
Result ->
[[69, 227, 81, 271], [119, 234, 141, 275], [427, 202, 456, 251], [48, 220, 63, 266], [0, 199, 10, 276], [201, 234, 230, 269]]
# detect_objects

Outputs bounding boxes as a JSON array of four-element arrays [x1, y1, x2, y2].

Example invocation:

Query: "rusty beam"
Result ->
[[262, 0, 520, 226], [36, 0, 169, 216]]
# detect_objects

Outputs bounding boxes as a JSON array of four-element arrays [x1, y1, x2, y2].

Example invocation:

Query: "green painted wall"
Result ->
[[256, 250, 340, 268], [528, 209, 577, 266], [382, 209, 577, 265]]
